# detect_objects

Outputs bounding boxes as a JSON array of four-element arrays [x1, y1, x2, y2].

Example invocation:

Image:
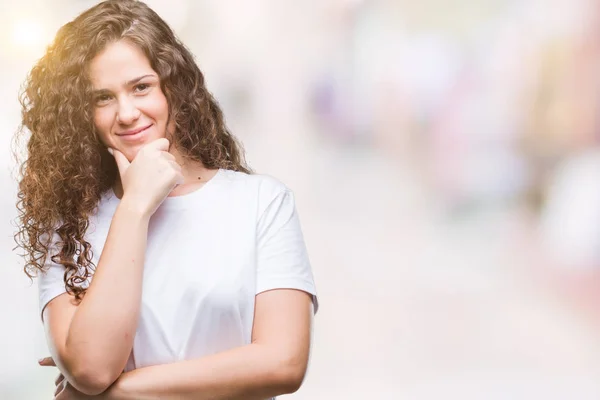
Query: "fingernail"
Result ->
[[107, 148, 114, 156]]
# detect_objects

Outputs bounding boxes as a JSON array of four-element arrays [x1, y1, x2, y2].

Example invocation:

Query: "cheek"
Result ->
[[147, 90, 170, 121], [93, 109, 113, 144]]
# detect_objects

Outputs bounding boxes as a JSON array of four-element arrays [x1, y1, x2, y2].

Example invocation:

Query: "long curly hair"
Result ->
[[13, 0, 251, 300]]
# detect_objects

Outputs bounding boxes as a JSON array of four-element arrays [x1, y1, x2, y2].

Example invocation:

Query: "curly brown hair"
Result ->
[[13, 0, 251, 300]]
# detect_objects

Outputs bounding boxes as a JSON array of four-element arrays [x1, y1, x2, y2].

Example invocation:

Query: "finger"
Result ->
[[55, 373, 65, 386], [167, 160, 182, 172], [161, 151, 176, 162], [175, 172, 185, 185], [146, 137, 170, 152], [38, 357, 56, 366], [166, 161, 184, 184], [111, 149, 130, 182], [54, 380, 66, 397]]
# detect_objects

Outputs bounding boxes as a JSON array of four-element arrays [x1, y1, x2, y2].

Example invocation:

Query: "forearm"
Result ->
[[64, 201, 150, 382], [106, 343, 303, 400]]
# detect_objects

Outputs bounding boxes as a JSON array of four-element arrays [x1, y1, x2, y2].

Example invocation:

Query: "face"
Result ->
[[89, 40, 171, 161]]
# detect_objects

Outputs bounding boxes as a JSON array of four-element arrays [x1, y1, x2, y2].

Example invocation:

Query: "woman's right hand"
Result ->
[[110, 138, 184, 218]]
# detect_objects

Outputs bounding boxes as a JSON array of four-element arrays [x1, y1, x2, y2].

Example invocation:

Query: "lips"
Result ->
[[116, 124, 152, 136]]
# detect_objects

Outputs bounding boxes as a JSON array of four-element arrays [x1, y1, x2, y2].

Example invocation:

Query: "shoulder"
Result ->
[[219, 169, 291, 200]]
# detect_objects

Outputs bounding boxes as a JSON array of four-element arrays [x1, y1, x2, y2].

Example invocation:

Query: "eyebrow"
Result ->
[[92, 74, 158, 95], [125, 74, 157, 86]]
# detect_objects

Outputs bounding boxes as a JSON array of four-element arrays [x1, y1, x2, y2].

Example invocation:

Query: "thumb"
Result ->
[[110, 148, 130, 181]]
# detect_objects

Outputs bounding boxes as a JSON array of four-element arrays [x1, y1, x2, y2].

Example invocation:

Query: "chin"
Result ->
[[116, 144, 141, 162]]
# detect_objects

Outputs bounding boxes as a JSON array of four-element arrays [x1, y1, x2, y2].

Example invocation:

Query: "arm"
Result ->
[[105, 289, 314, 400], [43, 139, 182, 396], [43, 201, 150, 395]]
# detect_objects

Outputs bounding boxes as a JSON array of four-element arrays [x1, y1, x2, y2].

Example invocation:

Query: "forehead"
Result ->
[[88, 40, 155, 89]]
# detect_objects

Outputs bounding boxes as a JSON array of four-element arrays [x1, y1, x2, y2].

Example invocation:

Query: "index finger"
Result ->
[[111, 149, 131, 183], [144, 137, 170, 152]]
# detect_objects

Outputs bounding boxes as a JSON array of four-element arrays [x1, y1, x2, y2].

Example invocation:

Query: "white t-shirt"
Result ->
[[37, 168, 318, 377]]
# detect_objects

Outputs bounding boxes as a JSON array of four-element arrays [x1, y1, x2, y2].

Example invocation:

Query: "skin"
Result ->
[[89, 40, 170, 161]]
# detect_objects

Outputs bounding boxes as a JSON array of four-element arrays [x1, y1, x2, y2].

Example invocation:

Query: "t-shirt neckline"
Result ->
[[108, 168, 224, 209]]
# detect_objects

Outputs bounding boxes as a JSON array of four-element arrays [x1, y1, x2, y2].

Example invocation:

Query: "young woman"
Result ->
[[14, 1, 318, 399]]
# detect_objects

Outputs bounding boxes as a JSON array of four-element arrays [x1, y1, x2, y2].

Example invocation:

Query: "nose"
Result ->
[[116, 97, 141, 125]]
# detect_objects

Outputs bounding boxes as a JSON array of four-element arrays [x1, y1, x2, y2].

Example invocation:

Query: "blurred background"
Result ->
[[2, 0, 600, 398]]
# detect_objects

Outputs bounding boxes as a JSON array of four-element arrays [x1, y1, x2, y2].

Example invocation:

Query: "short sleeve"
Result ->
[[256, 189, 319, 314], [37, 231, 68, 321]]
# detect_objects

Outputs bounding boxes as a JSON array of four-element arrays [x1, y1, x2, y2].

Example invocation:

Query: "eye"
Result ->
[[134, 83, 150, 92], [94, 94, 112, 105]]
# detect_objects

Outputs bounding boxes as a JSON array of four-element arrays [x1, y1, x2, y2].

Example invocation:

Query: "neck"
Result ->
[[170, 145, 211, 184]]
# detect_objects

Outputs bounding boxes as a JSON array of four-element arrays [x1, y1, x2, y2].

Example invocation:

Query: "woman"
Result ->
[[14, 1, 318, 399]]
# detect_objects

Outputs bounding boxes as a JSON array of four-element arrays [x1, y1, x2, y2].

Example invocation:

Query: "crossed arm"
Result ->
[[42, 202, 315, 399], [107, 289, 313, 400], [45, 288, 313, 400]]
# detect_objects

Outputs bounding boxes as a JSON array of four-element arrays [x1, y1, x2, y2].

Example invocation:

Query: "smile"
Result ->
[[116, 124, 152, 136]]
